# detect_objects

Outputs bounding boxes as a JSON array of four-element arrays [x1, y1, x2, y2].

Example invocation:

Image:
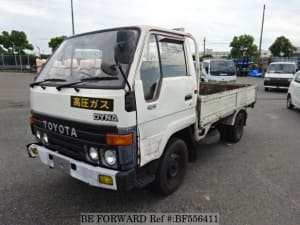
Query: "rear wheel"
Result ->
[[219, 112, 246, 143], [287, 95, 294, 109], [152, 138, 188, 196]]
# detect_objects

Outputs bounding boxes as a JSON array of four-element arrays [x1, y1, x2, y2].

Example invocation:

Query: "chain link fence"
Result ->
[[0, 54, 42, 72]]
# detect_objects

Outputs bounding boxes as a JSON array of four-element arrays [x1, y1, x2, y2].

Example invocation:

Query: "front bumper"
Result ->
[[264, 79, 290, 89], [26, 143, 136, 191]]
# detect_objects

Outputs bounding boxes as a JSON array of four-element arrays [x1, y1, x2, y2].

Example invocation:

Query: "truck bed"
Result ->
[[198, 83, 256, 127]]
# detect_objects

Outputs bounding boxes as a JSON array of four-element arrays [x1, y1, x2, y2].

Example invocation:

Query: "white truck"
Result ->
[[27, 26, 256, 195], [201, 59, 237, 83]]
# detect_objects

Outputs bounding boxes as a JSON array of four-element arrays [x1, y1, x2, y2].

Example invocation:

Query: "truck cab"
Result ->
[[201, 59, 237, 83], [27, 26, 255, 195]]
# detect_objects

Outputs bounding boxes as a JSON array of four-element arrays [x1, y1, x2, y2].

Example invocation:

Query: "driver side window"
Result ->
[[140, 34, 161, 101]]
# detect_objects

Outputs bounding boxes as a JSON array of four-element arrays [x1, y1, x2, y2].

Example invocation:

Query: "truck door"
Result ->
[[134, 33, 196, 166]]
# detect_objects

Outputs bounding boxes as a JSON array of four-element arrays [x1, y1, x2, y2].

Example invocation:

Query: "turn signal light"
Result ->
[[98, 175, 113, 185], [32, 148, 39, 155], [30, 114, 34, 125], [106, 133, 133, 146]]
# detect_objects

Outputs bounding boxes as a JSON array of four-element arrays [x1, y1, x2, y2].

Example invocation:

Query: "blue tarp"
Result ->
[[248, 69, 262, 77]]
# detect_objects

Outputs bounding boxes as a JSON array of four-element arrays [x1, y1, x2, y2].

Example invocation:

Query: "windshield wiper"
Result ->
[[30, 78, 67, 88], [80, 76, 118, 82], [114, 60, 132, 92], [56, 76, 118, 91]]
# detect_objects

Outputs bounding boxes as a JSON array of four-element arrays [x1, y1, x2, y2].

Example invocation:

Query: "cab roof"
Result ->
[[69, 25, 190, 39]]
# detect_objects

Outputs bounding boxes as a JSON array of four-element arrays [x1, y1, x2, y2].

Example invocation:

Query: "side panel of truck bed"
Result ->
[[198, 83, 256, 127]]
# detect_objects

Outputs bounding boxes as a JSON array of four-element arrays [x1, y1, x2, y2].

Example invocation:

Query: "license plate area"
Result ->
[[53, 156, 70, 174]]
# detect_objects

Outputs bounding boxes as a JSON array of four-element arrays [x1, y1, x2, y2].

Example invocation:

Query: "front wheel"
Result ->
[[287, 95, 294, 109], [152, 138, 188, 196]]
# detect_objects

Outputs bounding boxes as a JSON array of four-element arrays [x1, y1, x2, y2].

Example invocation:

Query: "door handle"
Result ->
[[185, 94, 193, 101], [147, 104, 157, 110]]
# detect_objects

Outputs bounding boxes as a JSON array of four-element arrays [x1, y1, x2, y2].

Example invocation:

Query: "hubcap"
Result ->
[[167, 153, 180, 179]]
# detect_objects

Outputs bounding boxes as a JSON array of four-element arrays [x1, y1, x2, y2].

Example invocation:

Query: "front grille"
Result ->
[[32, 112, 117, 164], [264, 78, 290, 87]]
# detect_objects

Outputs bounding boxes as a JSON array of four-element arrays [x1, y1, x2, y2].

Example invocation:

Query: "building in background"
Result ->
[[199, 49, 229, 58]]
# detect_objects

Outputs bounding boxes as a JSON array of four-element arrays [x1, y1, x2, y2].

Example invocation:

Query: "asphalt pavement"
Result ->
[[0, 72, 299, 225]]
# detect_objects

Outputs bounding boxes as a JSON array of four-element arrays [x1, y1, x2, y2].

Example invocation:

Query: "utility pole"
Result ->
[[13, 44, 17, 68], [71, 0, 75, 35], [203, 37, 206, 56], [37, 46, 41, 58], [258, 4, 266, 56]]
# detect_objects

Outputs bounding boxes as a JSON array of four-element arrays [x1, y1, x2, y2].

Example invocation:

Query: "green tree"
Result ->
[[0, 30, 33, 53], [48, 36, 67, 52], [0, 46, 5, 53], [229, 34, 259, 58], [269, 36, 296, 57]]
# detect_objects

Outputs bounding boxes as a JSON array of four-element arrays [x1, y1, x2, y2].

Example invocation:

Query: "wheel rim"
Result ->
[[166, 153, 181, 183]]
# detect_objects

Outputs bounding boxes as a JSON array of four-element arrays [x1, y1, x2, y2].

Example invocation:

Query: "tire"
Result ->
[[219, 125, 229, 141], [264, 87, 269, 91], [219, 112, 246, 143], [152, 138, 188, 196], [287, 95, 294, 109]]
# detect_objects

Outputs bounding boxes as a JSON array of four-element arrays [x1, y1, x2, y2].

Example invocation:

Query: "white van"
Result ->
[[264, 62, 297, 91], [201, 59, 237, 82]]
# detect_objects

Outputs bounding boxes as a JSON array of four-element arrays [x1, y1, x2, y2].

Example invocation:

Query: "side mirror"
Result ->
[[101, 62, 118, 76], [115, 30, 138, 64], [205, 67, 209, 73]]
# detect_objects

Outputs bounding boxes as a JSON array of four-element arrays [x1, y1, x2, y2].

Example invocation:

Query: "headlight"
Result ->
[[104, 150, 116, 166], [264, 77, 270, 81], [35, 130, 41, 140], [288, 78, 292, 82], [42, 133, 48, 145], [88, 147, 99, 161]]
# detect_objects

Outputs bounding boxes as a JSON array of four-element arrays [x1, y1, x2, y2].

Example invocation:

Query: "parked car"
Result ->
[[287, 71, 300, 109], [264, 62, 297, 91]]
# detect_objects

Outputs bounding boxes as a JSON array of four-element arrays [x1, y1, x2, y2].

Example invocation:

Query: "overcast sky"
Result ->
[[0, 0, 299, 54]]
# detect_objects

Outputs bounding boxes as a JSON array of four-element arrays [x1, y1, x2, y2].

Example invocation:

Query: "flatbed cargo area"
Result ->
[[199, 82, 252, 95], [197, 83, 256, 128]]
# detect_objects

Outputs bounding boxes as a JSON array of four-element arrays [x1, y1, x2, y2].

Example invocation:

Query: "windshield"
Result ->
[[36, 28, 139, 88], [267, 63, 296, 74], [210, 60, 236, 76]]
